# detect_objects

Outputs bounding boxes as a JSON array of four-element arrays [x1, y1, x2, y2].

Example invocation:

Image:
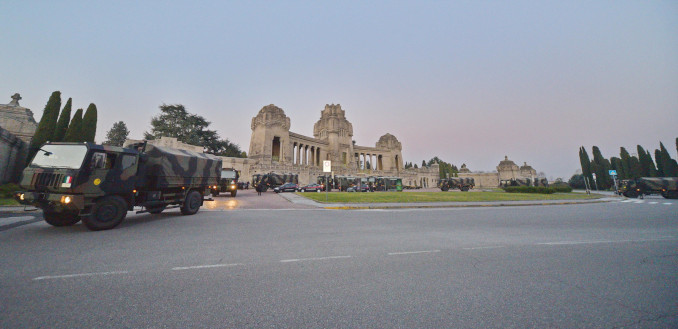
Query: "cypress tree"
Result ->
[[637, 145, 658, 177], [579, 147, 593, 185], [655, 149, 664, 176], [660, 142, 678, 177], [591, 146, 612, 189], [28, 91, 61, 162], [63, 109, 84, 142], [610, 157, 625, 179], [619, 147, 632, 180], [53, 98, 72, 142], [82, 103, 98, 143], [629, 156, 642, 179]]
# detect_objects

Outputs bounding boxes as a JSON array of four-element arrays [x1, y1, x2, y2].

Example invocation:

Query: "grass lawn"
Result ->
[[297, 191, 604, 203], [0, 198, 20, 206]]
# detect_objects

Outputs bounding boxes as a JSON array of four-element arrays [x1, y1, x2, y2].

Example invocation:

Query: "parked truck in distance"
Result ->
[[15, 142, 222, 231], [211, 168, 239, 197], [619, 177, 678, 199], [439, 177, 475, 192]]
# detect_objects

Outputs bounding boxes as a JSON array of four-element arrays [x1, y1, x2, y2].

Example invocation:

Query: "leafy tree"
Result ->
[[610, 157, 625, 179], [628, 155, 642, 179], [144, 104, 244, 157], [568, 174, 587, 189], [63, 109, 84, 142], [421, 160, 426, 168], [28, 91, 61, 162], [82, 103, 98, 143], [53, 98, 72, 142], [414, 163, 418, 169], [103, 121, 130, 146]]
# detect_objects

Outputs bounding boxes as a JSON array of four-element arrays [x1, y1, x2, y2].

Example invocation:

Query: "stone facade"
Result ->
[[248, 104, 437, 186], [0, 126, 29, 184], [0, 93, 37, 143], [458, 156, 541, 188]]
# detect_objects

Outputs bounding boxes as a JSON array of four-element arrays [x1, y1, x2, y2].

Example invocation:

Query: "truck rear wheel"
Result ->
[[82, 196, 128, 231], [663, 191, 678, 199], [441, 185, 449, 192], [180, 190, 201, 215], [43, 211, 81, 227], [230, 190, 237, 197]]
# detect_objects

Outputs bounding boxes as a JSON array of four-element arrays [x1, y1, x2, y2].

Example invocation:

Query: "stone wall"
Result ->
[[458, 172, 500, 189], [0, 126, 29, 184]]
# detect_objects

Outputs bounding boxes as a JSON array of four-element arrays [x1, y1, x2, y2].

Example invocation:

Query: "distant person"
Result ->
[[256, 182, 263, 196], [246, 182, 250, 189]]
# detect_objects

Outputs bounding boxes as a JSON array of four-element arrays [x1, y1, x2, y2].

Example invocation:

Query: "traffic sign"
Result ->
[[608, 170, 617, 176], [323, 160, 332, 172]]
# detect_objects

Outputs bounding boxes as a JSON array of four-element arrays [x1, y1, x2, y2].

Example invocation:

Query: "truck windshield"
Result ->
[[30, 144, 88, 169], [221, 170, 237, 179]]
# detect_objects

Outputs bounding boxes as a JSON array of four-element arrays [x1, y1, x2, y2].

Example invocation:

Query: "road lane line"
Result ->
[[280, 256, 352, 263], [663, 203, 672, 205], [172, 263, 243, 271], [387, 250, 441, 256], [537, 237, 677, 246], [620, 200, 633, 203], [649, 202, 658, 204], [463, 246, 505, 250], [33, 271, 129, 281]]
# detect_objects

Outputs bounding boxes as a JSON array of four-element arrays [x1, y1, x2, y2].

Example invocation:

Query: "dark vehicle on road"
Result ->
[[15, 142, 221, 231], [298, 183, 323, 192], [317, 175, 334, 191], [620, 177, 678, 199], [374, 177, 403, 192], [253, 172, 298, 192], [439, 177, 475, 192], [274, 183, 299, 193], [211, 168, 239, 197], [347, 184, 369, 192]]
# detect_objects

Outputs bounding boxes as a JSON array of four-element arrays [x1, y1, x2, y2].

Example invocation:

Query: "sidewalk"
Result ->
[[277, 193, 618, 210]]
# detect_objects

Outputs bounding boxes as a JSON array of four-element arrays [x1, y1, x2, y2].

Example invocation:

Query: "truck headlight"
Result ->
[[230, 184, 236, 189], [60, 195, 72, 204], [19, 193, 25, 201]]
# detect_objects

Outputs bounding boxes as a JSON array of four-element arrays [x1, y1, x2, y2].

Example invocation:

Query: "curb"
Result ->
[[322, 199, 612, 210]]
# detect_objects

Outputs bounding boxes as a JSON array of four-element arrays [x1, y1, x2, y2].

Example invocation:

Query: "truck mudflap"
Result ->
[[15, 192, 86, 213]]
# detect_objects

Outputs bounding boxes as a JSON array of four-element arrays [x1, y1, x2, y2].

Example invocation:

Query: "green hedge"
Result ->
[[0, 183, 20, 198], [503, 186, 573, 194]]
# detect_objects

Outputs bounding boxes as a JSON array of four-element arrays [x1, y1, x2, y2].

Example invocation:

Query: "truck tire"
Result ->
[[43, 211, 81, 227], [82, 196, 128, 231], [461, 186, 469, 192], [623, 190, 638, 198], [211, 189, 219, 197], [230, 190, 237, 197], [663, 191, 678, 199], [441, 185, 449, 192], [180, 190, 201, 215]]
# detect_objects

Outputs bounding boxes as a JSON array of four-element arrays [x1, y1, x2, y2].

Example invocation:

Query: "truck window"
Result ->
[[121, 155, 136, 170], [91, 153, 106, 169]]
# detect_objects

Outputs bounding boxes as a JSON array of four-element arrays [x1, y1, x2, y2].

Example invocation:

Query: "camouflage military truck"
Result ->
[[252, 172, 298, 192], [619, 177, 678, 199], [211, 168, 239, 197], [439, 177, 475, 192], [15, 142, 222, 231]]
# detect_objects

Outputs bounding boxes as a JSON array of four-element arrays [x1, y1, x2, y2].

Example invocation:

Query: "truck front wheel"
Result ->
[[82, 196, 128, 231], [180, 190, 202, 215], [43, 211, 81, 227], [441, 185, 449, 192], [230, 190, 237, 197]]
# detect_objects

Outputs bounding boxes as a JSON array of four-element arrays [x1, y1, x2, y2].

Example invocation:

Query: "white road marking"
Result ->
[[649, 202, 658, 204], [664, 203, 673, 205], [33, 271, 129, 281], [620, 200, 633, 203], [634, 200, 645, 204], [387, 250, 441, 256], [280, 255, 352, 263], [537, 237, 676, 246], [463, 246, 505, 250], [172, 263, 243, 271], [3, 216, 35, 221]]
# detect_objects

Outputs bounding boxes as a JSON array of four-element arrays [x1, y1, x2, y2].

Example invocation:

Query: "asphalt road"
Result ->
[[1, 198, 677, 328]]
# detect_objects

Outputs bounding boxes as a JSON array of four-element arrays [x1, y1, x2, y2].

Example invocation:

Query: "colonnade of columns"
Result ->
[[292, 142, 321, 166], [355, 152, 383, 170]]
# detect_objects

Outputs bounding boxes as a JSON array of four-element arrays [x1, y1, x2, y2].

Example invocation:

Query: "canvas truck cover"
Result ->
[[142, 144, 222, 188]]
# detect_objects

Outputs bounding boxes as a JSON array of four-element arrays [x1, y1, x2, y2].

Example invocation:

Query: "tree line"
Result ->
[[575, 139, 678, 190], [28, 91, 97, 163]]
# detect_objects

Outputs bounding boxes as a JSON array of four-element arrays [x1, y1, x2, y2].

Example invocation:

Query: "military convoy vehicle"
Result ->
[[439, 177, 475, 192], [211, 168, 239, 197], [500, 178, 549, 188], [15, 142, 221, 231], [619, 177, 678, 199], [252, 172, 298, 192]]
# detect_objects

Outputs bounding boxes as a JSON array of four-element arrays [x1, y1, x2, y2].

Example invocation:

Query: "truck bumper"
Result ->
[[15, 192, 85, 213]]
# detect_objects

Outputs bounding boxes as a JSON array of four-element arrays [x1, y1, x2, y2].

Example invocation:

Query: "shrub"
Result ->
[[0, 183, 20, 198]]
